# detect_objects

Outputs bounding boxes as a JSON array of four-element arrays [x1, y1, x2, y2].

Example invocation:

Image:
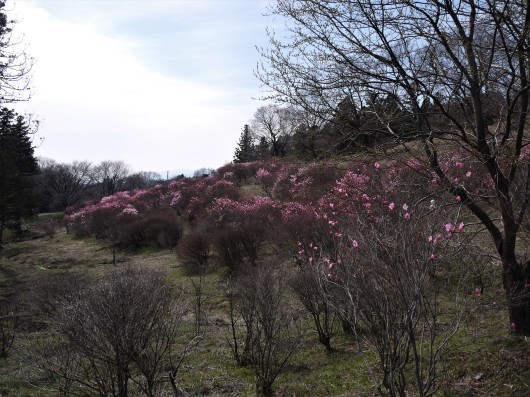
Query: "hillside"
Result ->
[[0, 158, 529, 397]]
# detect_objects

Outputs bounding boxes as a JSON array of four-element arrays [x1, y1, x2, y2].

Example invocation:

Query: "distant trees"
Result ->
[[95, 160, 130, 197], [35, 159, 155, 212], [0, 108, 38, 247], [122, 171, 161, 191], [36, 159, 95, 212], [192, 167, 213, 178], [236, 98, 414, 162], [251, 105, 299, 158]]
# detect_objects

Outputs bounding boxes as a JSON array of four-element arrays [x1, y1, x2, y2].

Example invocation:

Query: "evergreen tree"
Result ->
[[0, 108, 38, 247], [256, 136, 270, 160], [233, 124, 255, 163]]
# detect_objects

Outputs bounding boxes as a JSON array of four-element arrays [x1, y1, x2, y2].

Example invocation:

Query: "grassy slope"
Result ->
[[0, 209, 529, 396]]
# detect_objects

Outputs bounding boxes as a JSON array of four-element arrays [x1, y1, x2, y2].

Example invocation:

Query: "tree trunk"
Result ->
[[503, 258, 530, 335], [0, 215, 4, 249], [169, 371, 185, 397], [256, 380, 274, 397]]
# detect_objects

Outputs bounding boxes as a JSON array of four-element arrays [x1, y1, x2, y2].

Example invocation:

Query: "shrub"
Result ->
[[227, 265, 302, 396], [119, 206, 183, 248], [51, 266, 188, 397], [176, 230, 212, 275]]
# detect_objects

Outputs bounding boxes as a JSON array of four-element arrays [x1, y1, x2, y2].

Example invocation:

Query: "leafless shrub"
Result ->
[[43, 219, 60, 238], [214, 229, 245, 272], [226, 264, 302, 397], [49, 266, 189, 397], [175, 230, 211, 334], [176, 230, 212, 276], [289, 266, 340, 353]]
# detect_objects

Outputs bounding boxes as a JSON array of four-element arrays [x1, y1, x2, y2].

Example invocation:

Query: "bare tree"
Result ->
[[0, 1, 33, 104], [37, 159, 95, 211], [94, 160, 130, 198], [251, 105, 300, 157], [289, 266, 340, 353], [50, 266, 188, 397], [258, 0, 530, 335], [227, 265, 302, 397], [122, 171, 161, 191]]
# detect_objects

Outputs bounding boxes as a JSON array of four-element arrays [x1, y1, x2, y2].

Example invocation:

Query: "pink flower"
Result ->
[[465, 171, 472, 178], [388, 202, 395, 210], [352, 240, 359, 249], [427, 235, 433, 242], [374, 162, 381, 169], [511, 322, 516, 330], [457, 222, 464, 232], [492, 301, 497, 306], [430, 253, 435, 261], [455, 195, 461, 202], [444, 223, 455, 233], [455, 161, 464, 168], [402, 203, 409, 211], [474, 288, 482, 297], [404, 212, 411, 219]]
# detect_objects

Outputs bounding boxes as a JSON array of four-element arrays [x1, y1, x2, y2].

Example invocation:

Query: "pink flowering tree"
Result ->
[[289, 161, 471, 395], [206, 196, 278, 270]]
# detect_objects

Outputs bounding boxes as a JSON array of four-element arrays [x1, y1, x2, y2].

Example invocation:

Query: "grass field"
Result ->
[[0, 215, 529, 397]]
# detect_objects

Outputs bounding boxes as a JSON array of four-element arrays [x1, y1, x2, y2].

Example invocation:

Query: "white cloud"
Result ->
[[10, 0, 266, 173]]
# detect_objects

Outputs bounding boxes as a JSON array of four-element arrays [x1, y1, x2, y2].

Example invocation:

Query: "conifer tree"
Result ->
[[233, 124, 255, 163], [0, 108, 38, 247]]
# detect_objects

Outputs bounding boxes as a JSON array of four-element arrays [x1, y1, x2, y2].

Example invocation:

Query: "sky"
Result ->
[[9, 0, 276, 176]]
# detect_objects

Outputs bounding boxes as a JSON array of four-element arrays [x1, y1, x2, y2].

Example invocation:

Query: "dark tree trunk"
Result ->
[[319, 335, 335, 354], [256, 380, 274, 397], [503, 258, 530, 335], [0, 215, 4, 249]]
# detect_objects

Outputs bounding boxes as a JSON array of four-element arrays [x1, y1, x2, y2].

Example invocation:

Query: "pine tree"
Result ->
[[0, 108, 38, 247], [233, 124, 255, 163]]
